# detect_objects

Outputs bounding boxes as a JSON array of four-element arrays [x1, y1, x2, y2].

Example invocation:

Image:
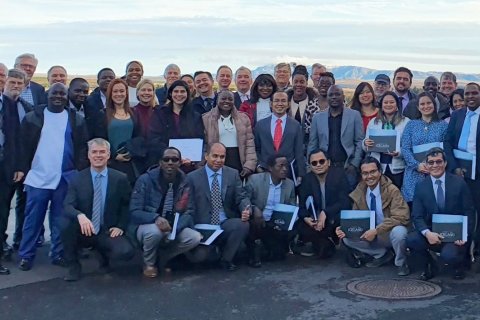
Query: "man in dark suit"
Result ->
[[186, 142, 251, 271], [392, 66, 417, 115], [308, 85, 364, 189], [14, 53, 46, 106], [444, 82, 480, 242], [233, 66, 253, 109], [298, 148, 351, 258], [62, 138, 135, 281], [403, 76, 450, 120], [155, 64, 181, 107], [192, 71, 216, 114], [255, 91, 306, 185], [0, 69, 33, 259], [86, 68, 115, 112], [407, 148, 475, 280], [245, 154, 296, 267]]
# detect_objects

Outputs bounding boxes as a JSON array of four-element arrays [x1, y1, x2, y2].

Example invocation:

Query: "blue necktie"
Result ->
[[92, 174, 103, 234], [370, 192, 383, 225], [458, 111, 475, 151], [435, 180, 445, 212]]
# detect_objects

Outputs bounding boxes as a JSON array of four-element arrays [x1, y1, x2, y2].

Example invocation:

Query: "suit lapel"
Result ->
[[340, 110, 348, 138], [280, 117, 290, 147], [104, 170, 113, 214], [266, 116, 274, 145], [84, 170, 94, 216], [444, 174, 454, 212], [425, 178, 440, 212], [221, 169, 228, 200], [201, 168, 212, 203]]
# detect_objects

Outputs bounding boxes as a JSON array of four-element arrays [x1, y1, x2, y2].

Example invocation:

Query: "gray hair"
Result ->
[[274, 62, 291, 74], [234, 66, 252, 79], [311, 63, 326, 72], [14, 53, 38, 67], [440, 71, 457, 84], [163, 64, 180, 77], [87, 138, 111, 152], [8, 68, 27, 81], [0, 63, 8, 74], [47, 65, 67, 79]]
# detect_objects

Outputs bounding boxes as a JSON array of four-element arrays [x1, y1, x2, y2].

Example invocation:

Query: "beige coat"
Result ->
[[349, 175, 410, 235], [202, 107, 257, 171]]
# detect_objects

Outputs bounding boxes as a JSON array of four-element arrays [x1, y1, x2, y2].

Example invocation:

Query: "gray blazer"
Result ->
[[186, 165, 250, 224], [308, 107, 364, 168], [254, 116, 306, 177], [245, 172, 296, 211]]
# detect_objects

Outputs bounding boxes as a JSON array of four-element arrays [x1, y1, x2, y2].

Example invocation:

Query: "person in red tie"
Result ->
[[254, 91, 305, 185]]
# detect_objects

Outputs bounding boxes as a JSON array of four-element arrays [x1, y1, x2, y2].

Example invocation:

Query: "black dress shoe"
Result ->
[[220, 260, 237, 271], [52, 257, 68, 268], [0, 264, 10, 275], [419, 263, 434, 281], [346, 249, 362, 268], [64, 263, 81, 282], [18, 258, 33, 271], [453, 269, 466, 280]]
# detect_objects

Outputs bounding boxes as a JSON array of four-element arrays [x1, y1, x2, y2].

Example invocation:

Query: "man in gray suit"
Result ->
[[308, 85, 364, 189], [245, 154, 296, 267], [255, 91, 306, 185], [186, 142, 251, 271]]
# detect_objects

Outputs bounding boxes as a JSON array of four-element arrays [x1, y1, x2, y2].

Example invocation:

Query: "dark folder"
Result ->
[[340, 210, 375, 239]]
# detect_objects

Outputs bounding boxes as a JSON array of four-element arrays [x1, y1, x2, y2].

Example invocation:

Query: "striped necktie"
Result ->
[[92, 174, 103, 234]]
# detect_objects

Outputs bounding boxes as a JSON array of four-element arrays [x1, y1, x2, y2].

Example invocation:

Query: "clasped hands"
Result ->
[[77, 214, 123, 237]]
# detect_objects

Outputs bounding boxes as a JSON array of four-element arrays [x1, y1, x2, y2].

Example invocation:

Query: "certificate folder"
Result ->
[[194, 224, 224, 245], [166, 212, 180, 241], [169, 138, 203, 161], [432, 214, 468, 242], [340, 210, 375, 239], [412, 142, 443, 162], [368, 129, 397, 153], [453, 149, 476, 180], [271, 204, 299, 231], [305, 196, 317, 221]]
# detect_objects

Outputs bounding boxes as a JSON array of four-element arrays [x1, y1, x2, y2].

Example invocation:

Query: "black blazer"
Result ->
[[298, 169, 351, 223], [191, 94, 217, 115], [63, 167, 132, 231], [86, 88, 105, 112], [444, 107, 480, 176], [411, 173, 475, 235], [29, 81, 47, 106], [1, 96, 33, 182], [233, 92, 242, 110], [254, 116, 306, 177], [70, 99, 106, 140]]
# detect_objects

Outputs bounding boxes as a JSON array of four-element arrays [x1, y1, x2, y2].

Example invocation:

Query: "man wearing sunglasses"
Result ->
[[407, 148, 474, 280], [336, 157, 410, 276], [130, 147, 201, 278], [297, 149, 351, 258]]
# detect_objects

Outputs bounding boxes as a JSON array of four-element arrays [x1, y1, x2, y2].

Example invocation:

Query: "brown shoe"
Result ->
[[143, 266, 158, 278]]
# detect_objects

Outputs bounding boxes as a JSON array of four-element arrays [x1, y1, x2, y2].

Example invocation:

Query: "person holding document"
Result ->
[[444, 83, 480, 242], [148, 80, 204, 172], [363, 91, 410, 189], [244, 154, 296, 267], [186, 143, 251, 271], [298, 149, 351, 258], [203, 90, 257, 179], [129, 147, 201, 278], [401, 92, 448, 205], [335, 157, 410, 276], [407, 148, 474, 280]]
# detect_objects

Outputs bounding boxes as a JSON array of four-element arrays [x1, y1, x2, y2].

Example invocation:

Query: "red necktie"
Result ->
[[273, 118, 283, 152]]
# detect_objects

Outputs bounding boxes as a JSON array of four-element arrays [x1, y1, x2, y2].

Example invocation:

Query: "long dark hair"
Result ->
[[350, 82, 377, 112], [417, 91, 440, 122], [374, 91, 404, 126], [250, 74, 277, 104], [166, 80, 197, 136], [105, 78, 133, 124]]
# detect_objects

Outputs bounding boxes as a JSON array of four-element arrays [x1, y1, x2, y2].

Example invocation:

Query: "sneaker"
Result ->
[[365, 251, 394, 268], [397, 263, 410, 276], [300, 243, 315, 257]]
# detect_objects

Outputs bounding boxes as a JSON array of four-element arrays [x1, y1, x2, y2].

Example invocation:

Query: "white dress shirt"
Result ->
[[466, 108, 480, 155], [262, 178, 282, 221]]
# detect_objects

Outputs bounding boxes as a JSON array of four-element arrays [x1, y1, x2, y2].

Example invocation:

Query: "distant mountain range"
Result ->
[[252, 64, 480, 82]]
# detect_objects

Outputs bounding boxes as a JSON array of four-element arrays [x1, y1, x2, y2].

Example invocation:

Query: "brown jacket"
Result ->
[[349, 175, 410, 234], [202, 107, 257, 171]]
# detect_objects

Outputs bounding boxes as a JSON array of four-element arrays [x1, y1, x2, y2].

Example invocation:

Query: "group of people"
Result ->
[[0, 53, 479, 283]]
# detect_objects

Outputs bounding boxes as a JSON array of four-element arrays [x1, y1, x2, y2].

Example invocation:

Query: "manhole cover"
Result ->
[[347, 278, 442, 300]]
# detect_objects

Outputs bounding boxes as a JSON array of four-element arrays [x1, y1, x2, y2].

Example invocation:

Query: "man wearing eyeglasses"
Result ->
[[373, 74, 390, 105], [335, 157, 410, 276], [297, 149, 351, 258], [14, 53, 46, 106], [407, 148, 474, 280], [129, 147, 201, 278]]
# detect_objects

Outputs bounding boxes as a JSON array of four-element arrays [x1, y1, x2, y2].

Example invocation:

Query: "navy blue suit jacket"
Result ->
[[29, 81, 47, 106]]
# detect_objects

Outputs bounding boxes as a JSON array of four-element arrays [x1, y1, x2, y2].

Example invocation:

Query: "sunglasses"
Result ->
[[426, 160, 444, 166], [162, 157, 180, 163], [310, 159, 327, 166]]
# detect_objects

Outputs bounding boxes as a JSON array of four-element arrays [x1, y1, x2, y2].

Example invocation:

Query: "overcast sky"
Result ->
[[1, 0, 479, 76]]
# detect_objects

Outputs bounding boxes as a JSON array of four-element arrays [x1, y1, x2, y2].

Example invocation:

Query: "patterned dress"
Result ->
[[400, 119, 448, 202]]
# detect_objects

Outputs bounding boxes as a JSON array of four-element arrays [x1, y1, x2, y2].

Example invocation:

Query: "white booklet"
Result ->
[[194, 224, 224, 245], [290, 159, 298, 186], [167, 213, 180, 241], [305, 195, 317, 221], [169, 138, 203, 161]]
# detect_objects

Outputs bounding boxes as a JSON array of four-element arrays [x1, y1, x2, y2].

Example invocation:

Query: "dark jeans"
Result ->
[[0, 167, 26, 245], [297, 221, 337, 258], [248, 220, 294, 259]]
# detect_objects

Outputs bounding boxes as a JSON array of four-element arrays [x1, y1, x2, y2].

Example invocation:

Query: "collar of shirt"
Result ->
[[430, 173, 446, 186], [69, 100, 83, 112], [90, 167, 108, 179], [205, 165, 222, 179], [272, 114, 287, 123], [202, 95, 215, 101], [239, 91, 250, 98], [269, 176, 283, 188], [468, 108, 480, 116], [367, 183, 381, 199]]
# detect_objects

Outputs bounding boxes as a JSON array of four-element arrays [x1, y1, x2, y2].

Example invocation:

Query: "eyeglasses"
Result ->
[[361, 169, 379, 177], [426, 160, 444, 166], [310, 159, 327, 167], [162, 157, 180, 163]]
